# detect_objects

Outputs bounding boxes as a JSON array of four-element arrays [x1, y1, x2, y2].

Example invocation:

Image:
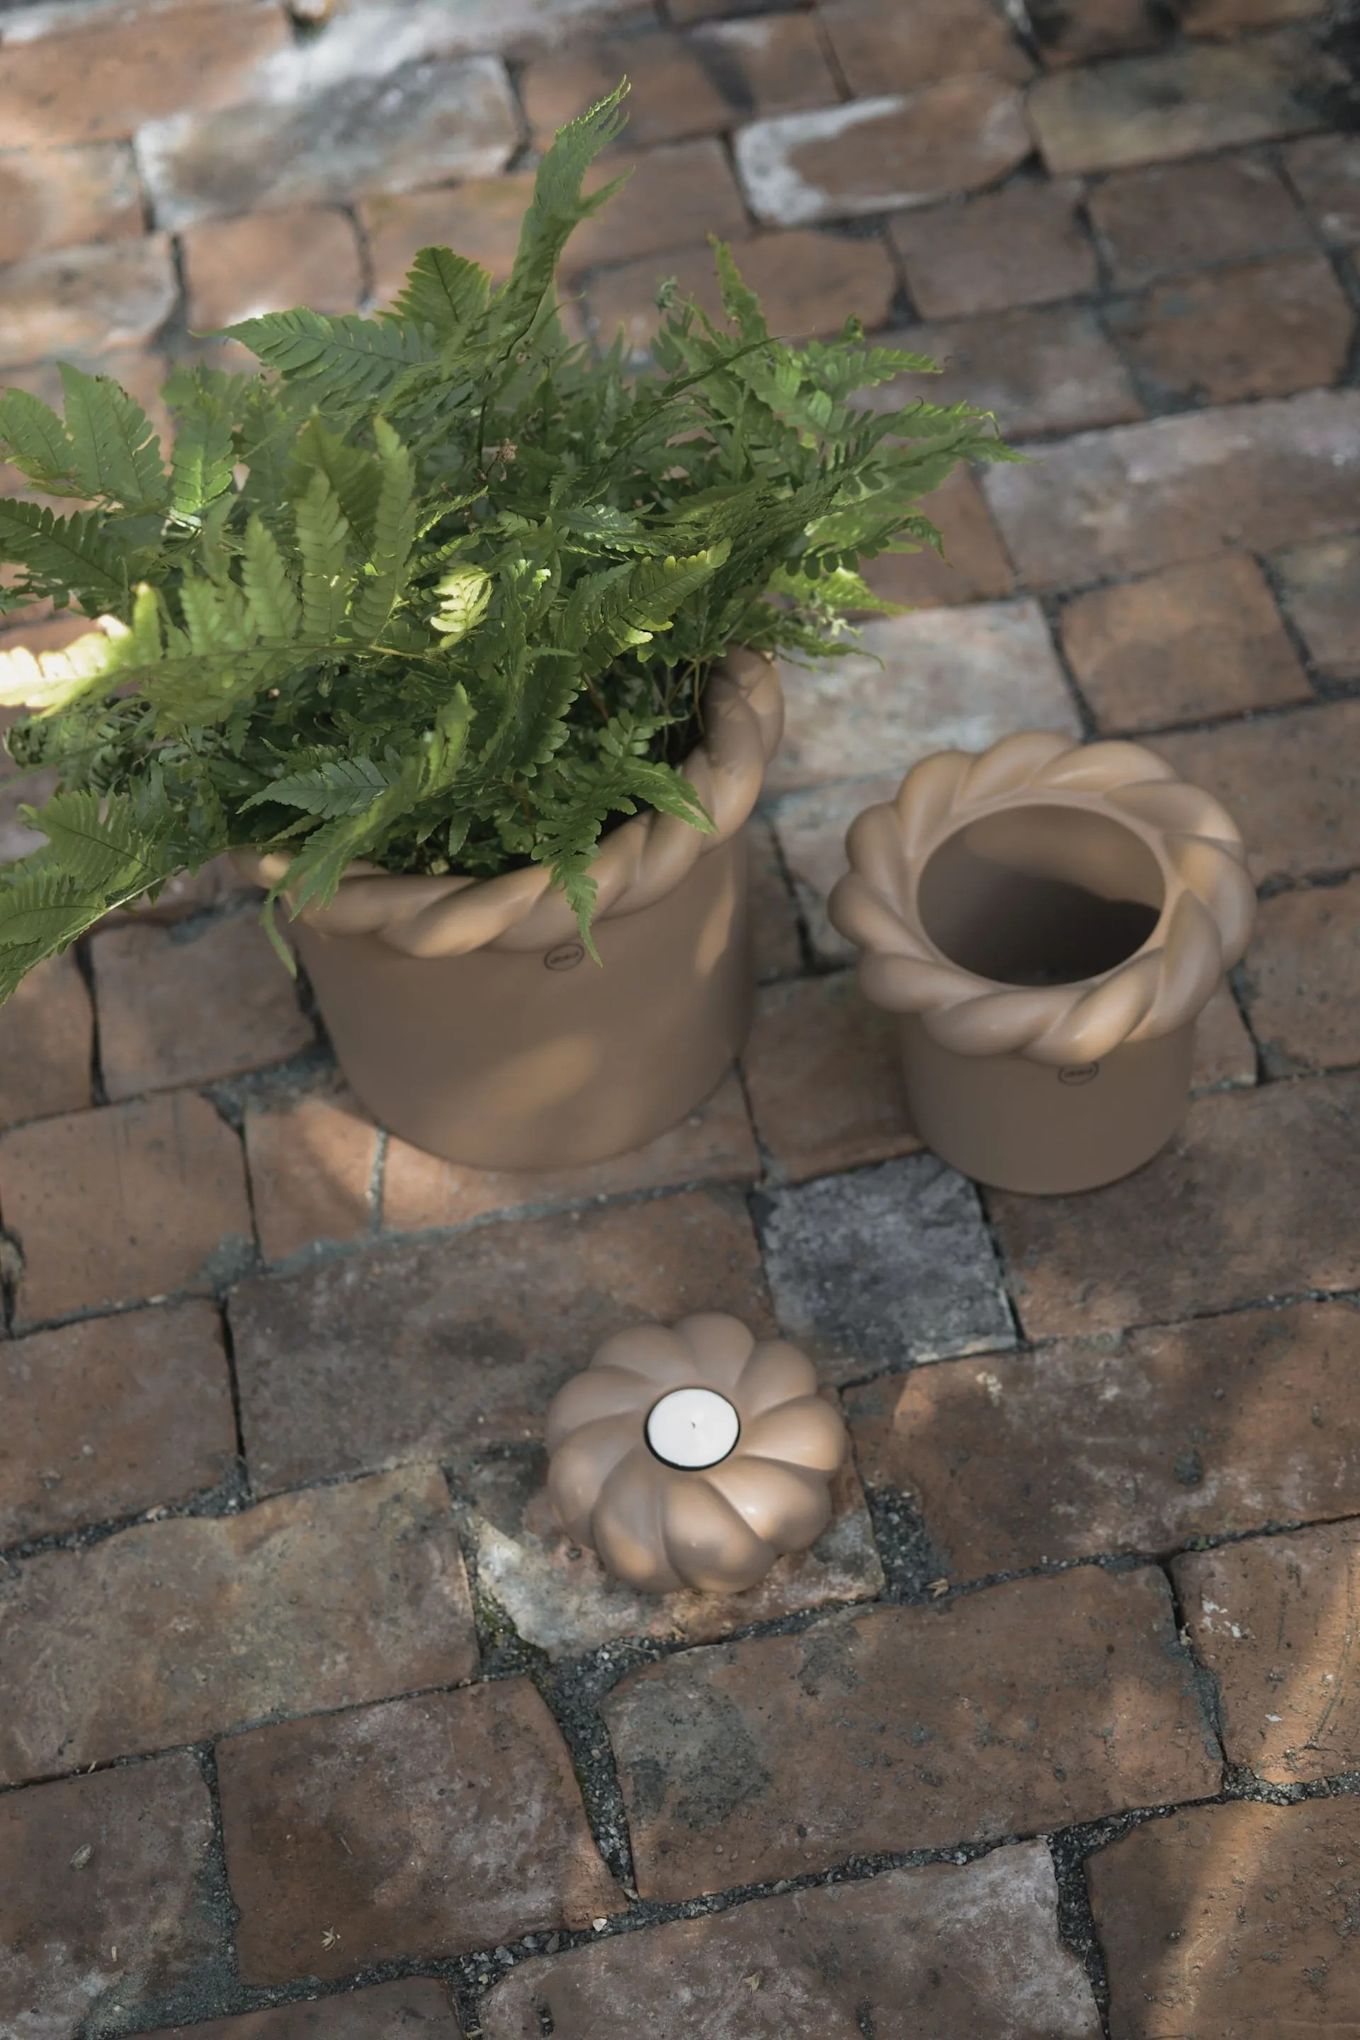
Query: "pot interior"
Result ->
[[917, 803, 1165, 988]]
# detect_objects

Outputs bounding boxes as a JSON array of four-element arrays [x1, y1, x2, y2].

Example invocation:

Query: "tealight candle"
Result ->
[[645, 1386, 741, 1470]]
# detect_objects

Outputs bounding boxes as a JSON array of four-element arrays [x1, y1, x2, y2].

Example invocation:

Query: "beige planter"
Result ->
[[829, 731, 1255, 1195], [238, 653, 783, 1169]]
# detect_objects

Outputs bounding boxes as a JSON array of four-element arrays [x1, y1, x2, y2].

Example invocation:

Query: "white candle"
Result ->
[[645, 1387, 741, 1470]]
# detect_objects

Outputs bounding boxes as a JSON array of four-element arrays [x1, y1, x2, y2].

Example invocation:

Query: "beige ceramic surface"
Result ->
[[546, 1314, 848, 1594], [829, 731, 1255, 1194], [237, 654, 783, 1167]]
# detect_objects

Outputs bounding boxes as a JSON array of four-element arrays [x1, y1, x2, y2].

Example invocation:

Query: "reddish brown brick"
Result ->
[[769, 771, 921, 967], [0, 1299, 235, 1545], [1060, 554, 1311, 731], [244, 1086, 379, 1264], [1194, 981, 1257, 1092], [1284, 132, 1360, 245], [667, 0, 782, 20], [889, 180, 1096, 319], [0, 1752, 224, 2038], [1028, 0, 1164, 63], [229, 1188, 771, 1490], [847, 1301, 1360, 1577], [522, 31, 730, 146], [481, 1844, 1101, 2039], [0, 1466, 474, 1784], [0, 140, 142, 267], [219, 1680, 620, 1984], [690, 13, 838, 117], [382, 1069, 758, 1234], [990, 1074, 1360, 1339], [747, 815, 803, 982], [742, 973, 918, 1182], [734, 80, 1031, 226], [584, 229, 896, 358], [1273, 532, 1360, 680], [181, 207, 363, 332], [1088, 151, 1312, 287], [1178, 1521, 1360, 1783], [886, 305, 1141, 438], [1089, 1797, 1360, 2037], [0, 234, 176, 369], [1239, 876, 1360, 1074], [0, 0, 288, 147], [92, 908, 313, 1100], [110, 853, 255, 928], [1154, 701, 1360, 885], [1182, 0, 1327, 27], [818, 0, 1032, 93], [1107, 254, 1354, 406], [363, 172, 535, 297], [0, 1090, 253, 1325], [141, 1981, 461, 2039], [1028, 34, 1339, 174], [0, 950, 92, 1129], [605, 1568, 1219, 1900], [983, 391, 1360, 588], [862, 467, 1016, 610]]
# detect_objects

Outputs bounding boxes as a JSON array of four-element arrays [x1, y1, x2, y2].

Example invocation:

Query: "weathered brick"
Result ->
[[1153, 701, 1360, 885], [747, 814, 803, 981], [1284, 132, 1360, 245], [0, 950, 92, 1129], [382, 1069, 758, 1234], [482, 1844, 1100, 2039], [1239, 876, 1360, 1074], [1107, 254, 1354, 406], [668, 0, 786, 19], [861, 467, 1016, 610], [768, 601, 1079, 793], [742, 972, 918, 1182], [734, 80, 1031, 227], [1194, 981, 1257, 1092], [362, 171, 536, 296], [1178, 1521, 1360, 1783], [888, 179, 1096, 319], [0, 1752, 225, 2040], [1089, 1797, 1360, 2037], [218, 1680, 620, 1983], [1027, 0, 1163, 63], [92, 908, 313, 1100], [584, 228, 897, 358], [0, 1299, 236, 1546], [1272, 532, 1360, 680], [141, 1981, 462, 2039], [229, 1188, 771, 1490], [181, 207, 364, 332], [818, 0, 1032, 94], [0, 0, 288, 146], [522, 30, 730, 146], [0, 235, 176, 368], [982, 391, 1360, 588], [758, 1153, 1013, 1382], [1182, 0, 1327, 27], [1088, 151, 1312, 287], [990, 1074, 1360, 1338], [1028, 33, 1339, 174], [847, 1301, 1360, 1577], [0, 1090, 253, 1324], [138, 53, 520, 229], [244, 1085, 379, 1264], [769, 770, 902, 965], [1059, 554, 1311, 732], [0, 1466, 474, 1784], [690, 13, 838, 117], [884, 305, 1142, 438], [604, 1568, 1219, 1899], [469, 1428, 882, 1660], [0, 140, 142, 267]]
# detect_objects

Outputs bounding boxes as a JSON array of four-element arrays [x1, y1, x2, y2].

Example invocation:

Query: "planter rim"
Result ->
[[828, 729, 1255, 1066], [235, 649, 783, 958]]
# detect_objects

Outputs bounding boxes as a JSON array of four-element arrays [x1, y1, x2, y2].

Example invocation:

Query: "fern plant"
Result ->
[[0, 84, 1014, 998]]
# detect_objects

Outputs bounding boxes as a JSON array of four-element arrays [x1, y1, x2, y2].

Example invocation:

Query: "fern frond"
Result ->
[[242, 516, 301, 640], [493, 84, 630, 339], [170, 412, 236, 518], [294, 468, 353, 642], [0, 621, 118, 712], [349, 419, 415, 641], [564, 545, 730, 675], [0, 387, 81, 493], [59, 364, 168, 511], [243, 753, 401, 819], [24, 787, 171, 892], [220, 309, 433, 406], [0, 500, 132, 611], [391, 247, 491, 339]]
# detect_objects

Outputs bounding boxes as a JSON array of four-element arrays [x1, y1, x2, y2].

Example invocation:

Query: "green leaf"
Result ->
[[0, 387, 81, 493], [242, 515, 301, 640], [170, 411, 236, 517], [0, 620, 116, 712], [59, 363, 168, 511], [220, 309, 433, 406], [391, 246, 491, 339], [0, 869, 111, 954], [244, 753, 401, 818], [430, 565, 491, 646], [0, 499, 130, 611], [349, 419, 415, 641], [294, 468, 352, 641], [24, 787, 171, 892], [493, 84, 630, 339], [564, 545, 729, 675]]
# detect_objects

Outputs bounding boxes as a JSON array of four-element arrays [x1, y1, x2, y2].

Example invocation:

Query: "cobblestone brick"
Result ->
[[522, 31, 730, 145], [990, 1074, 1360, 1338], [1284, 132, 1360, 244], [748, 815, 803, 981], [1182, 0, 1327, 27], [1272, 532, 1360, 680], [690, 13, 837, 116], [0, 235, 176, 368], [1088, 151, 1312, 286], [244, 1086, 379, 1264], [182, 207, 364, 331], [887, 305, 1142, 437], [218, 1681, 620, 1983], [1027, 0, 1164, 63], [362, 172, 534, 296], [742, 973, 918, 1182], [1, 1090, 253, 1325], [818, 0, 1032, 93], [769, 771, 901, 965], [1153, 701, 1360, 884], [604, 1568, 1219, 1899], [0, 140, 142, 267], [141, 1982, 462, 2039], [0, 951, 92, 1129], [862, 468, 1016, 610], [1107, 254, 1354, 405], [847, 1300, 1360, 1577], [1240, 875, 1360, 1073], [0, 1299, 236, 1546], [481, 1844, 1100, 2039], [888, 180, 1096, 318], [0, 1466, 475, 1783], [229, 1188, 771, 1489], [1194, 982, 1257, 1092]]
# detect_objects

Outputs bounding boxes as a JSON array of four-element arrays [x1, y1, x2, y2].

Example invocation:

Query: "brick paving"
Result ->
[[0, 0, 1356, 2033]]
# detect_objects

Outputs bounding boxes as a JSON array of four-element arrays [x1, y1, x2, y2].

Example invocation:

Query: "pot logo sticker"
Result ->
[[544, 941, 586, 972], [1058, 1062, 1100, 1086]]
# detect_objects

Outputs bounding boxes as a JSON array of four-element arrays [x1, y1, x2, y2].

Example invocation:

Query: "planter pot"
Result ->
[[237, 653, 783, 1170], [828, 731, 1255, 1195]]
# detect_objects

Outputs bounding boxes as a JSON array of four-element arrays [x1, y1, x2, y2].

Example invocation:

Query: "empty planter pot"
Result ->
[[828, 731, 1255, 1194]]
